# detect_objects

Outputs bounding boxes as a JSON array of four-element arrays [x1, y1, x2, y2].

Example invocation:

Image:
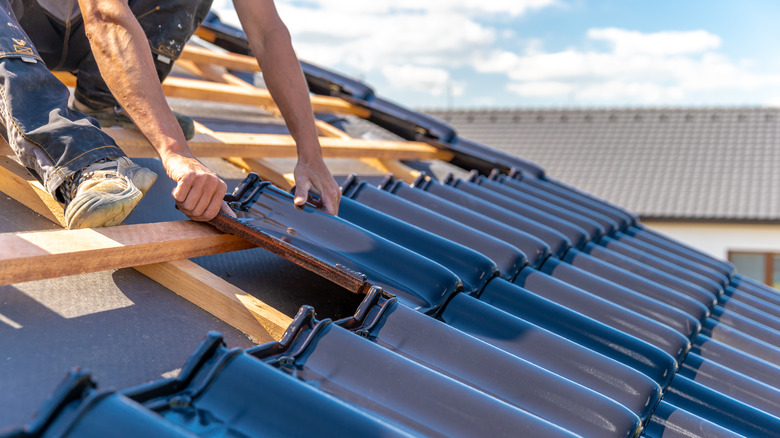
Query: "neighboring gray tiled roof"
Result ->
[[424, 107, 780, 221]]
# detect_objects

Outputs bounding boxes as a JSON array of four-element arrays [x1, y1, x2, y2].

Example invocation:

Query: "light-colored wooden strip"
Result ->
[[52, 71, 76, 87], [103, 127, 452, 160], [180, 44, 261, 73], [175, 59, 226, 83], [0, 220, 255, 286], [0, 156, 66, 227], [176, 59, 259, 90], [135, 260, 291, 343], [195, 122, 294, 190], [161, 76, 370, 117], [225, 157, 295, 190], [315, 120, 351, 139], [193, 27, 218, 45], [359, 158, 421, 184]]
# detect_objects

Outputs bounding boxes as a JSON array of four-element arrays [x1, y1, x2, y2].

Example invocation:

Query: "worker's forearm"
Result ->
[[256, 31, 322, 161], [78, 0, 192, 162], [233, 0, 322, 162]]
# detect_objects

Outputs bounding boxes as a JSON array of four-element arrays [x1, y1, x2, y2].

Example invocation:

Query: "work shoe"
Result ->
[[60, 157, 157, 229], [72, 99, 195, 140]]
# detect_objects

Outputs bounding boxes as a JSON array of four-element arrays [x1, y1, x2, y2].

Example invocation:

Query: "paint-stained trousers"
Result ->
[[0, 0, 211, 201]]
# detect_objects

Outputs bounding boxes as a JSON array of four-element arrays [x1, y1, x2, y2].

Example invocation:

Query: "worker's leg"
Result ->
[[32, 0, 214, 140], [73, 0, 213, 110], [1, 0, 157, 228]]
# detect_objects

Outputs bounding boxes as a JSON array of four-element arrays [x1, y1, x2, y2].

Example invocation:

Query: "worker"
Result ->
[[2, 0, 341, 229]]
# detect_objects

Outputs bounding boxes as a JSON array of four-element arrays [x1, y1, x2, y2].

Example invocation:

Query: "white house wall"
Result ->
[[641, 221, 780, 260]]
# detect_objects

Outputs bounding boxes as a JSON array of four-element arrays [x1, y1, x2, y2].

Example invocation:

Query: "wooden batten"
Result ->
[[0, 220, 254, 286], [225, 157, 295, 190], [161, 76, 371, 117], [180, 45, 261, 73], [0, 156, 66, 227], [101, 126, 451, 161], [359, 158, 421, 184], [179, 44, 260, 72]]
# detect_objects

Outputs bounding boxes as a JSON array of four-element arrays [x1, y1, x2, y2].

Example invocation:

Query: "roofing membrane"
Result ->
[[5, 12, 780, 438]]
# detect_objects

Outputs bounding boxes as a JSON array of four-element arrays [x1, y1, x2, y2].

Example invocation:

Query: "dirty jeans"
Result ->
[[0, 0, 211, 201]]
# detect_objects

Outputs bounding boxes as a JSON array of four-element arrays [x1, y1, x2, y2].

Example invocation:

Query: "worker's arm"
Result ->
[[77, 0, 230, 221], [233, 0, 341, 215]]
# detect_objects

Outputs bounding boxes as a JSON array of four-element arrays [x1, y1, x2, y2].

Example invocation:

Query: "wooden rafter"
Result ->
[[135, 259, 291, 342]]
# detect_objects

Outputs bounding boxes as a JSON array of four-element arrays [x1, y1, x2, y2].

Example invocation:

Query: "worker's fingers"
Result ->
[[221, 201, 237, 218], [178, 174, 208, 213], [321, 189, 341, 216], [199, 189, 225, 221], [293, 180, 311, 208], [171, 173, 194, 204], [178, 179, 227, 221], [189, 176, 219, 218]]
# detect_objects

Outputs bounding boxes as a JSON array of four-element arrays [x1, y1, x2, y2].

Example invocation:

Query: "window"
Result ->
[[729, 251, 780, 288]]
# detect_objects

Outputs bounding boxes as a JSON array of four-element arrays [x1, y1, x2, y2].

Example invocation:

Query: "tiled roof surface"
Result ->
[[5, 13, 780, 438], [424, 108, 780, 221], [10, 164, 780, 437]]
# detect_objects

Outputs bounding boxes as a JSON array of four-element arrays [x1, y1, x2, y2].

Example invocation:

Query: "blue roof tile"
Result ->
[[7, 13, 780, 438]]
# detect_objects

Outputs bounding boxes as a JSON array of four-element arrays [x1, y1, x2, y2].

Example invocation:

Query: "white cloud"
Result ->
[[479, 28, 780, 104], [274, 6, 498, 72], [208, 2, 780, 106], [587, 28, 721, 56], [508, 81, 574, 97], [381, 64, 465, 97], [272, 0, 559, 17], [211, 0, 555, 82]]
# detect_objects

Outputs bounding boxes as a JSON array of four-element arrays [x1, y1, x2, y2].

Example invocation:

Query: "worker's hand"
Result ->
[[163, 154, 235, 221], [293, 155, 341, 215]]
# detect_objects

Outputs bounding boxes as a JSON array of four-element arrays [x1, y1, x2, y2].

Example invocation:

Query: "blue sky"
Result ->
[[211, 1, 780, 109]]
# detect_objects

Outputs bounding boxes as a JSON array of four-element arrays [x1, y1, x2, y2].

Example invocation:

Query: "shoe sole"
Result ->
[[65, 183, 143, 229], [65, 168, 157, 229]]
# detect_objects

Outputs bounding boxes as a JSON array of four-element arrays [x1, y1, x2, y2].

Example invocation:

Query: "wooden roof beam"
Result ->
[[100, 126, 453, 161], [180, 45, 261, 73], [162, 76, 370, 117]]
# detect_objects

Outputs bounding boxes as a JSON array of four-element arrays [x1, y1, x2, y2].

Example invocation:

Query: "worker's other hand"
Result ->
[[293, 156, 341, 215], [164, 154, 235, 221]]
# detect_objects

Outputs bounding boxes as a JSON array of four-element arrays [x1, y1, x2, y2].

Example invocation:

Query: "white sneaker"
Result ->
[[60, 157, 157, 229]]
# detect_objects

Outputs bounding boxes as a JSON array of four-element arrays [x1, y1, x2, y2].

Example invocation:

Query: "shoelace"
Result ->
[[60, 158, 121, 204]]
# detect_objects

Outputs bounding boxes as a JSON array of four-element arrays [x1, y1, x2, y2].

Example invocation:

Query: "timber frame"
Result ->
[[0, 40, 438, 344]]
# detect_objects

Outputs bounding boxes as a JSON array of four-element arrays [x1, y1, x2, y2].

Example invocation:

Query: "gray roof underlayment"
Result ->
[[425, 107, 780, 221]]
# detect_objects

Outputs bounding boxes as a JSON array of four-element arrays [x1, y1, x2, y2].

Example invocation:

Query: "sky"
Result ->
[[211, 1, 780, 109]]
